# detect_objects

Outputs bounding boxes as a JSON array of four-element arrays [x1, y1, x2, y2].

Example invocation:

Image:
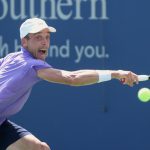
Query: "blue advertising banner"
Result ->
[[0, 0, 150, 150]]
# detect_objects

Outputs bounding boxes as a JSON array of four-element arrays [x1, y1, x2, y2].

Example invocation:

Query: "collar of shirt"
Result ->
[[21, 47, 34, 58]]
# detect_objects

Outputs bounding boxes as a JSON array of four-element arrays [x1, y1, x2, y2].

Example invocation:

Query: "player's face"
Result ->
[[23, 29, 50, 60]]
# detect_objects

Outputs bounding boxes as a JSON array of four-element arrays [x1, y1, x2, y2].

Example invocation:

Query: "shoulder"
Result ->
[[25, 59, 52, 71], [4, 51, 21, 59], [26, 59, 50, 66]]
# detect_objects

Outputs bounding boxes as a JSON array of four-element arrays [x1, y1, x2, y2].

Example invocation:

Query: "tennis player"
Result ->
[[0, 18, 138, 150]]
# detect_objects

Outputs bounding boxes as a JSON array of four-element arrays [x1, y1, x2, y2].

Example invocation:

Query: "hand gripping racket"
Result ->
[[121, 75, 150, 83]]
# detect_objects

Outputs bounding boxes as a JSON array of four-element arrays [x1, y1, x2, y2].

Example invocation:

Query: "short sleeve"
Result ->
[[22, 59, 52, 81], [31, 59, 52, 71]]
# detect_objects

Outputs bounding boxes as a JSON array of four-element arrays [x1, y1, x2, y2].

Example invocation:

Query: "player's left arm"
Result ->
[[37, 68, 138, 86], [37, 68, 99, 86]]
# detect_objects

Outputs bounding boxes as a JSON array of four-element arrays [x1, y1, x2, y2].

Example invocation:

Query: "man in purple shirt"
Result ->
[[0, 18, 138, 150]]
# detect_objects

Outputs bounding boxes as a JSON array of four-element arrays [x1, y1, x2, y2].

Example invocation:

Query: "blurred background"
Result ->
[[0, 0, 150, 150]]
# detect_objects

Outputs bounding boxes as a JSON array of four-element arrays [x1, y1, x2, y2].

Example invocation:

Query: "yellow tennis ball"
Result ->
[[138, 88, 150, 102]]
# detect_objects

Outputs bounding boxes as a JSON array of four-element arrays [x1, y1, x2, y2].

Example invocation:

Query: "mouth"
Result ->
[[38, 49, 47, 55]]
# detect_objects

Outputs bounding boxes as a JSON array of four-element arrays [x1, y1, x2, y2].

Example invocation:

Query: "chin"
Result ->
[[39, 56, 47, 60], [38, 58, 45, 60]]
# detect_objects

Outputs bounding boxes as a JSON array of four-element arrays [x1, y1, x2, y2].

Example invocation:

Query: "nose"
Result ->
[[41, 37, 49, 46]]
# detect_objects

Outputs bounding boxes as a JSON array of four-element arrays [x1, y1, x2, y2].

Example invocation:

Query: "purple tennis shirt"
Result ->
[[0, 47, 52, 125]]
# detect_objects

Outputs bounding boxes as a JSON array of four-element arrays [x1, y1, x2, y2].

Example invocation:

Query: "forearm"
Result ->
[[60, 70, 98, 86], [65, 70, 117, 86], [69, 69, 138, 86]]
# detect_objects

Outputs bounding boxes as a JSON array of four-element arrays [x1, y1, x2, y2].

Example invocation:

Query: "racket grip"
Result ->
[[138, 75, 149, 81]]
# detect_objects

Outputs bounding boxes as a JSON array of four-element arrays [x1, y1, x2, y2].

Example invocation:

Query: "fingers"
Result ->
[[118, 70, 138, 87], [127, 72, 138, 86]]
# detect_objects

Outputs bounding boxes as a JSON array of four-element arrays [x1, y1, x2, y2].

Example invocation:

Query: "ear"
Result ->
[[21, 38, 28, 47]]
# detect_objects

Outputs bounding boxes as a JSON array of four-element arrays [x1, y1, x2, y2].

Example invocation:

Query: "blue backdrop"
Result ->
[[0, 0, 150, 150]]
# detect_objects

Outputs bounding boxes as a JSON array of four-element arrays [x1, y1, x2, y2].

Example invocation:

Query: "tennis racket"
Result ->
[[138, 75, 150, 81]]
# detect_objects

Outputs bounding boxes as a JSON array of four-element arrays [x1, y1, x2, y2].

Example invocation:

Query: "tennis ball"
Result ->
[[138, 88, 150, 102]]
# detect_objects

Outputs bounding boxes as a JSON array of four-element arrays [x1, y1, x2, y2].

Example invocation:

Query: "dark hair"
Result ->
[[24, 34, 30, 40]]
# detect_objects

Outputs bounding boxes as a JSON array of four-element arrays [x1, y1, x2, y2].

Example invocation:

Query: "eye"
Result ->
[[46, 35, 50, 40], [35, 35, 43, 41]]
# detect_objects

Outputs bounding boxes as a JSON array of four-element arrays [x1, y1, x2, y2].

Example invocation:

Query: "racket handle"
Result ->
[[138, 75, 149, 81]]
